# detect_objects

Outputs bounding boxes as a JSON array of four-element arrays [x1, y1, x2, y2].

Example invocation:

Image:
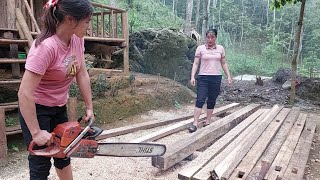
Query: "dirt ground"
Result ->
[[1, 76, 320, 180]]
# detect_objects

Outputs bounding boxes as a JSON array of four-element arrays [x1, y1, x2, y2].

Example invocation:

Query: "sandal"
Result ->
[[188, 124, 198, 133]]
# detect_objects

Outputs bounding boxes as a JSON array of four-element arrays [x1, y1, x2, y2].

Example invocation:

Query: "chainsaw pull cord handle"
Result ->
[[63, 118, 94, 155], [28, 132, 61, 157]]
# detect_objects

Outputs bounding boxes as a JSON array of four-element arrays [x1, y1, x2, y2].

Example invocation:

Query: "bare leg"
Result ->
[[205, 109, 214, 124], [56, 164, 73, 180], [193, 107, 202, 127]]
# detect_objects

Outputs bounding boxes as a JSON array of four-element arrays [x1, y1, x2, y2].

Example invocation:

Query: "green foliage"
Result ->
[[271, 0, 302, 10]]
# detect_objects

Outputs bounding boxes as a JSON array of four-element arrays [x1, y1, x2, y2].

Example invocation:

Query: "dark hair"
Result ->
[[206, 29, 218, 37], [36, 0, 94, 46]]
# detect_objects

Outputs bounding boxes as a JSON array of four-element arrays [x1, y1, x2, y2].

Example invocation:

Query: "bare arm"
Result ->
[[221, 57, 232, 84], [18, 70, 52, 146], [76, 61, 94, 121], [190, 57, 200, 86]]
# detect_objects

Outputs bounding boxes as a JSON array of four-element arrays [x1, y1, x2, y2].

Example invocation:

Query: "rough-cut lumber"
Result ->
[[131, 103, 240, 143], [15, 8, 33, 48], [264, 113, 307, 180], [204, 105, 283, 180], [247, 107, 300, 179], [0, 79, 21, 84], [0, 58, 26, 63], [67, 97, 77, 121], [152, 104, 261, 171], [178, 108, 266, 180], [0, 108, 8, 166], [229, 108, 291, 180], [97, 114, 195, 140], [122, 11, 129, 75], [5, 125, 22, 135], [0, 38, 28, 45], [283, 115, 317, 179]]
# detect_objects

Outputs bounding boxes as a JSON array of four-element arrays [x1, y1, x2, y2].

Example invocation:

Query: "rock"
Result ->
[[273, 68, 292, 84], [282, 80, 291, 90]]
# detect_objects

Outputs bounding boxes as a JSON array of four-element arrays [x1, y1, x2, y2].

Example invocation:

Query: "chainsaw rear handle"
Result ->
[[28, 132, 62, 157], [77, 117, 93, 127]]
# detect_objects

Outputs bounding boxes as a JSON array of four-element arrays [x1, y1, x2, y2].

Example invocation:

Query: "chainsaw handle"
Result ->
[[28, 132, 61, 157], [77, 117, 93, 127]]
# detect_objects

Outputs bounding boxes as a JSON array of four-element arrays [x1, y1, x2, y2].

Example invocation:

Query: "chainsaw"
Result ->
[[28, 118, 166, 158]]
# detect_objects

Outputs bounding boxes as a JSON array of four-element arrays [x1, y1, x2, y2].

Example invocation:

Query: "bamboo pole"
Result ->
[[22, 0, 40, 33], [121, 12, 129, 75], [91, 2, 125, 12], [16, 22, 30, 54], [0, 38, 29, 45], [84, 36, 125, 43], [0, 108, 8, 167], [15, 8, 34, 48]]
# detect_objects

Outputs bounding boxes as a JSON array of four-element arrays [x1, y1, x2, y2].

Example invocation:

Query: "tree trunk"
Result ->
[[201, 0, 208, 41], [195, 0, 201, 32], [266, 0, 269, 26], [289, 0, 306, 105], [184, 0, 194, 36], [206, 0, 211, 28], [240, 0, 244, 46], [212, 0, 217, 28]]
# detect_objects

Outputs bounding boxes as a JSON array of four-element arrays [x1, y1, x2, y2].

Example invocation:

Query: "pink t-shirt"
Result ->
[[195, 44, 225, 75], [25, 34, 85, 107]]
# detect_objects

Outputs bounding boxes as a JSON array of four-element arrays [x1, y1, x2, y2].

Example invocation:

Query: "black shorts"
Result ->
[[19, 104, 70, 180]]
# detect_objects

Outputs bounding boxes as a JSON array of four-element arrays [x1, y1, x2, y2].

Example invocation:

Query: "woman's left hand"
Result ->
[[84, 108, 95, 122], [227, 77, 232, 85]]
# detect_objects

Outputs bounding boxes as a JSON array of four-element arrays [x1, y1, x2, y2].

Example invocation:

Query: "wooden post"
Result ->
[[101, 12, 105, 37], [22, 0, 40, 33], [96, 15, 99, 37], [115, 13, 118, 38], [3, 32, 20, 78], [16, 8, 34, 48], [67, 97, 77, 121], [121, 12, 129, 75], [0, 108, 8, 167], [111, 10, 114, 38]]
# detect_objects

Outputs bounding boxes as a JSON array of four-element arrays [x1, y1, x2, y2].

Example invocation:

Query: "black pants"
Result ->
[[19, 104, 71, 180], [196, 75, 222, 109]]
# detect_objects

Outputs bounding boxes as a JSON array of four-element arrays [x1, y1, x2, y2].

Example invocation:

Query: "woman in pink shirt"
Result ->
[[18, 0, 94, 179], [188, 29, 232, 133]]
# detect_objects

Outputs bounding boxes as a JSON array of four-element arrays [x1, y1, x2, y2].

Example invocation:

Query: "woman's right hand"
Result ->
[[190, 78, 196, 86], [32, 130, 53, 146]]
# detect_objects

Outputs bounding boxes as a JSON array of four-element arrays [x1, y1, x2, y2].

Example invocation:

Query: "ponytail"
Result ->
[[35, 0, 94, 47]]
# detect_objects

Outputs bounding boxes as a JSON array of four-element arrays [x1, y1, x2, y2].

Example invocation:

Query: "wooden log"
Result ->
[[121, 12, 129, 75], [22, 0, 40, 33], [16, 21, 30, 53], [178, 108, 267, 180], [91, 2, 125, 12], [194, 105, 282, 180], [84, 36, 125, 43], [283, 115, 317, 179], [264, 113, 307, 180], [15, 8, 34, 48], [0, 58, 26, 63], [0, 38, 29, 45], [0, 108, 8, 167], [131, 103, 240, 143], [3, 32, 20, 78], [247, 107, 301, 179], [67, 97, 77, 122], [229, 108, 291, 180], [152, 104, 261, 171], [97, 113, 196, 141]]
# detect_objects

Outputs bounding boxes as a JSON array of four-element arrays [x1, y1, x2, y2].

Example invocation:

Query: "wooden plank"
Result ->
[[194, 105, 282, 180], [283, 115, 317, 179], [178, 108, 266, 180], [264, 113, 307, 180], [67, 97, 77, 121], [97, 114, 196, 141], [0, 79, 21, 84], [0, 108, 8, 166], [0, 38, 29, 45], [131, 103, 241, 143], [247, 107, 300, 179], [229, 108, 291, 180], [152, 104, 261, 171], [6, 124, 22, 135], [0, 58, 26, 63], [88, 68, 123, 77], [84, 36, 125, 43]]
